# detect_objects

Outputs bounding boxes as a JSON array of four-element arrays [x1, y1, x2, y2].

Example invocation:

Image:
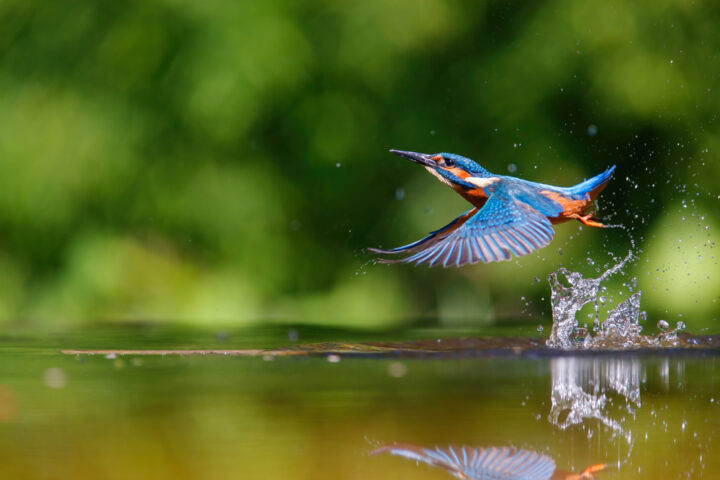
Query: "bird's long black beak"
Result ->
[[389, 149, 437, 168]]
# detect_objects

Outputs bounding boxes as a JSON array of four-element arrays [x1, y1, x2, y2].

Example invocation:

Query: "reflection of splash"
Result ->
[[371, 443, 606, 480], [549, 357, 640, 446], [658, 357, 686, 392], [546, 250, 684, 350]]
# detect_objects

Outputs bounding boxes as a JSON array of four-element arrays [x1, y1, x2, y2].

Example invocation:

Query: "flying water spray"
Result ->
[[546, 225, 686, 350]]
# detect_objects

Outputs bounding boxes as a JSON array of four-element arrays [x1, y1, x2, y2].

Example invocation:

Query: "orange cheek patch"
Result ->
[[445, 167, 470, 179], [431, 155, 443, 161]]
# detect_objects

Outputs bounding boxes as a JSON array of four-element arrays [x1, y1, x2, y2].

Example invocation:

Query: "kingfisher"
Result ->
[[372, 443, 607, 480], [369, 150, 615, 267]]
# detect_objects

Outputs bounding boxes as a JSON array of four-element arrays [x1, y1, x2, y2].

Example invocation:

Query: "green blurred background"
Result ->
[[0, 0, 718, 331]]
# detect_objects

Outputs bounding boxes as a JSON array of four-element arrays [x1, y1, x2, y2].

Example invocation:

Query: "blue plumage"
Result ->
[[373, 208, 476, 254], [371, 444, 557, 480], [407, 182, 555, 266], [370, 150, 616, 267], [372, 179, 559, 267], [562, 165, 616, 198], [439, 152, 493, 177]]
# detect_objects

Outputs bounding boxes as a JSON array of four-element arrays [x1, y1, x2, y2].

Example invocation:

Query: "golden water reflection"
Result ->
[[0, 341, 717, 479], [371, 355, 715, 479]]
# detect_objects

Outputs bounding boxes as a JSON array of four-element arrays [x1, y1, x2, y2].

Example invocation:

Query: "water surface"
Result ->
[[0, 327, 717, 479]]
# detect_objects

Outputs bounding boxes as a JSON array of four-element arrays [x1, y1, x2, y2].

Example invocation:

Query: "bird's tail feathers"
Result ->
[[566, 165, 616, 200]]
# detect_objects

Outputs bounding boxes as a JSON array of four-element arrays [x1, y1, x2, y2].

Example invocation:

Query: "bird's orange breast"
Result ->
[[456, 187, 488, 208], [446, 167, 494, 208]]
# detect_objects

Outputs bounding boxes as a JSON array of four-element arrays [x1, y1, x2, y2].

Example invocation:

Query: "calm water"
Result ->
[[0, 326, 718, 480]]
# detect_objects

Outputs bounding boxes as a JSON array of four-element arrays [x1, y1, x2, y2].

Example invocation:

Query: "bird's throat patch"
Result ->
[[424, 166, 453, 187]]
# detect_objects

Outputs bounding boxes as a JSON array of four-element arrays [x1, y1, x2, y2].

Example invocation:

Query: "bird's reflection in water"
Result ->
[[549, 356, 641, 445], [372, 444, 606, 480]]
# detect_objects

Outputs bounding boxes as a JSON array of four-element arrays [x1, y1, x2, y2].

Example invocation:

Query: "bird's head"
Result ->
[[389, 150, 493, 190]]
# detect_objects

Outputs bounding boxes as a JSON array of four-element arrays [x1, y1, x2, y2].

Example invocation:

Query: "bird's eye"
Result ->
[[444, 157, 455, 167]]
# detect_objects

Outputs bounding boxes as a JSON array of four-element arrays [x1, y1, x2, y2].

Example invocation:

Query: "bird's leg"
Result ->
[[573, 213, 606, 228]]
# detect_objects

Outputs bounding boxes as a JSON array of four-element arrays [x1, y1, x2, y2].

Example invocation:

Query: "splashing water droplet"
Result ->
[[546, 243, 686, 350]]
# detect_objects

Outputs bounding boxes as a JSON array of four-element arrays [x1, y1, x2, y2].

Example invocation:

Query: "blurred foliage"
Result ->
[[0, 0, 718, 330]]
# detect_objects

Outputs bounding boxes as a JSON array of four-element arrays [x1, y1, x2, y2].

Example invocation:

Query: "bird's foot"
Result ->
[[574, 213, 606, 228]]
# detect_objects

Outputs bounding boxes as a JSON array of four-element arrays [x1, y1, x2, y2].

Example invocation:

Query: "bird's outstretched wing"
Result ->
[[370, 180, 561, 267], [371, 444, 556, 480], [368, 208, 479, 256]]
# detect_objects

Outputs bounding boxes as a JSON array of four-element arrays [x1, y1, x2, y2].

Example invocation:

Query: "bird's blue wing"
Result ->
[[375, 181, 556, 267], [368, 208, 478, 255], [372, 444, 556, 480]]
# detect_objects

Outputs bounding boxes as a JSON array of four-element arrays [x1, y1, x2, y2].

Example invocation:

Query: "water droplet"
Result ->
[[587, 124, 598, 136], [507, 163, 517, 173], [43, 368, 67, 389], [545, 246, 681, 350], [388, 362, 407, 378], [287, 329, 299, 341]]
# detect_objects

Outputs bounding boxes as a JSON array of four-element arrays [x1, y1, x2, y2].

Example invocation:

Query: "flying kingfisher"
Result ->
[[372, 443, 607, 480], [369, 150, 615, 267]]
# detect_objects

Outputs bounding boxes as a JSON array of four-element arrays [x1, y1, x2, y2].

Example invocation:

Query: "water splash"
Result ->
[[546, 248, 685, 350]]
